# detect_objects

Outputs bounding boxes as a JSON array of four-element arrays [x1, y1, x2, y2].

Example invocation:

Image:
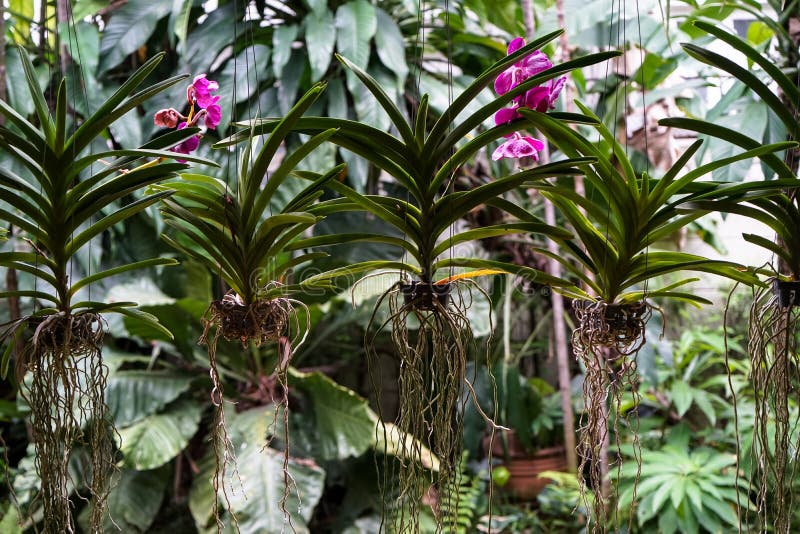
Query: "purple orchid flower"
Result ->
[[189, 74, 220, 109], [494, 39, 553, 97], [171, 122, 201, 162], [492, 132, 545, 161]]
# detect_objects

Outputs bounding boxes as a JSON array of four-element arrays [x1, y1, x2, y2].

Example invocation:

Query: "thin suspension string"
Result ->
[[635, 0, 651, 300], [33, 5, 58, 313], [63, 0, 95, 305], [443, 0, 456, 281], [597, 0, 619, 286], [402, 0, 426, 282]]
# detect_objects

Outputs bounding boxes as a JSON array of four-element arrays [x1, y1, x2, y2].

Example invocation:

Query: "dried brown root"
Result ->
[[199, 289, 308, 533], [748, 282, 800, 534], [15, 312, 113, 534], [367, 279, 489, 534], [571, 300, 655, 534]]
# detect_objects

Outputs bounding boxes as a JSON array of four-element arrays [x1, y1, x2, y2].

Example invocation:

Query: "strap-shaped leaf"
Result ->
[[65, 191, 175, 257], [161, 201, 245, 268], [337, 54, 417, 150], [430, 222, 571, 258], [648, 140, 704, 209], [67, 162, 188, 224], [0, 290, 59, 304], [681, 43, 798, 137], [106, 306, 174, 340], [269, 252, 329, 282], [222, 117, 420, 198], [16, 45, 55, 143], [743, 233, 794, 270], [0, 89, 45, 144], [574, 101, 638, 199], [245, 83, 327, 207], [666, 142, 796, 202], [70, 258, 179, 297], [431, 257, 571, 288], [246, 128, 338, 236], [434, 159, 593, 235], [0, 124, 48, 166], [0, 208, 45, 244], [283, 164, 346, 213], [301, 261, 420, 287], [67, 53, 179, 153], [160, 232, 245, 297], [53, 80, 67, 157], [0, 184, 48, 228], [66, 143, 214, 188], [530, 246, 600, 294], [289, 233, 421, 262], [691, 21, 800, 115], [0, 166, 51, 213]]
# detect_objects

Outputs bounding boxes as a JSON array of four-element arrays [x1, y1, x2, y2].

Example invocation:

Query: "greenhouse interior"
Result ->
[[1, 0, 800, 532]]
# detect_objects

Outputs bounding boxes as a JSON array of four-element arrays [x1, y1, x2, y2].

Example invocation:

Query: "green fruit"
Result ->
[[492, 466, 511, 487]]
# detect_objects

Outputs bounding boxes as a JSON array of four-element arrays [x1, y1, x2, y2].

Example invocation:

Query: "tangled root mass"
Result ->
[[748, 282, 800, 534], [571, 300, 653, 533], [369, 281, 481, 533], [199, 289, 306, 533], [17, 312, 113, 534]]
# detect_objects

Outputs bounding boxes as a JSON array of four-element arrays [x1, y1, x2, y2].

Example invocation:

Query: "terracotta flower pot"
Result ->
[[503, 446, 568, 500], [485, 431, 569, 500]]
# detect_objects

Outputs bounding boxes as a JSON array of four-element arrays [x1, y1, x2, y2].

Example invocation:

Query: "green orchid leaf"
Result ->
[[430, 258, 571, 288], [66, 190, 175, 257], [244, 82, 327, 206], [16, 45, 55, 143], [336, 53, 416, 149], [660, 118, 794, 180], [70, 258, 179, 297], [301, 261, 420, 288], [692, 21, 800, 105], [247, 127, 338, 235], [683, 44, 797, 136], [430, 223, 571, 258], [110, 306, 175, 341]]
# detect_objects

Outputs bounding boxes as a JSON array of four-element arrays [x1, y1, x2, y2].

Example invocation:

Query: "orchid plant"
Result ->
[[514, 98, 792, 528], [0, 50, 214, 532], [151, 81, 345, 529], [218, 30, 616, 532], [658, 20, 800, 531]]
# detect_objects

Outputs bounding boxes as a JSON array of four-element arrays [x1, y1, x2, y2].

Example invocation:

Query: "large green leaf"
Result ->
[[118, 400, 202, 470], [98, 0, 171, 73], [189, 405, 326, 533], [335, 0, 377, 73], [289, 369, 376, 461], [99, 469, 167, 532], [306, 10, 336, 81], [106, 371, 195, 427]]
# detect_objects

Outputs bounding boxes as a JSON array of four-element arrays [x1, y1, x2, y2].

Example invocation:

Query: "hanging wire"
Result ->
[[63, 0, 95, 305]]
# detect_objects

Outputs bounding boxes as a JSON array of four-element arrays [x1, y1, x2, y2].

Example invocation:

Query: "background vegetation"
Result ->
[[0, 0, 797, 532]]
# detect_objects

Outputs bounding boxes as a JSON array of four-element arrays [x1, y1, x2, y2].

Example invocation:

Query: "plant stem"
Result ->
[[524, 0, 578, 473]]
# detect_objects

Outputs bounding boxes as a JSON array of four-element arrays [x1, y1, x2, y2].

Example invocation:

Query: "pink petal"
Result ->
[[522, 86, 550, 112], [507, 37, 526, 55], [547, 76, 567, 107], [494, 71, 514, 95], [492, 143, 508, 161], [154, 108, 180, 128], [494, 106, 521, 126], [521, 136, 545, 151], [521, 51, 553, 76]]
